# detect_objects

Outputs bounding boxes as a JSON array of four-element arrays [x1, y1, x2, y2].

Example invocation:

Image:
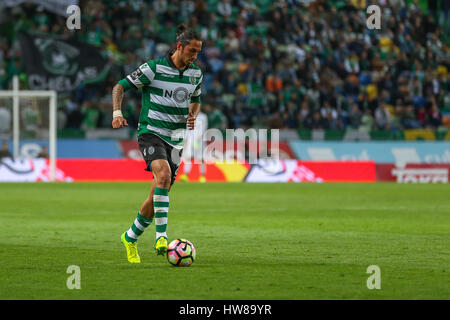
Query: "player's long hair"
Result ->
[[176, 24, 200, 47]]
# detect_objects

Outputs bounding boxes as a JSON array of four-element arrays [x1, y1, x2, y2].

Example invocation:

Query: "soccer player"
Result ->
[[179, 110, 208, 182], [111, 24, 203, 263]]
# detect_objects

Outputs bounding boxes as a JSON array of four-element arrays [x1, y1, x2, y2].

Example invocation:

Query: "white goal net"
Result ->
[[0, 76, 57, 181]]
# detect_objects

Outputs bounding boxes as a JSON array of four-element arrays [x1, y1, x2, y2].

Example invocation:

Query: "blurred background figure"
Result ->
[[0, 142, 12, 159], [180, 111, 209, 183], [0, 103, 11, 135], [37, 145, 48, 158]]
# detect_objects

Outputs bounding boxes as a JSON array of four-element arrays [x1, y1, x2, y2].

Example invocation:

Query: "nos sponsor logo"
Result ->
[[164, 87, 192, 103]]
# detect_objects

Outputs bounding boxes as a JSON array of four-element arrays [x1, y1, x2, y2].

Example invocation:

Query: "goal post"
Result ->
[[0, 76, 57, 181]]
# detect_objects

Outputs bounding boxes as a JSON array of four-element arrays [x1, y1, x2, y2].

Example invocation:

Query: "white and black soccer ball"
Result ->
[[167, 239, 196, 267]]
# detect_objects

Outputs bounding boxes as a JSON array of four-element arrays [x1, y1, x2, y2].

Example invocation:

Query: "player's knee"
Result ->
[[156, 171, 171, 188], [151, 160, 172, 188]]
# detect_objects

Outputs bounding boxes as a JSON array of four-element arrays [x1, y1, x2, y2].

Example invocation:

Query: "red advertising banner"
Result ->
[[118, 140, 296, 160], [0, 158, 375, 182], [245, 160, 376, 182], [56, 159, 250, 182], [376, 164, 450, 183], [57, 159, 152, 181], [0, 158, 73, 182]]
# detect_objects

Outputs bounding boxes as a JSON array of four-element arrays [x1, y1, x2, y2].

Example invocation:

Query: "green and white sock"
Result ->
[[125, 212, 153, 243], [154, 187, 169, 240]]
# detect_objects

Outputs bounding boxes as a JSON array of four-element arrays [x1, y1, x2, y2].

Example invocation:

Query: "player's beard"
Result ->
[[181, 47, 192, 67]]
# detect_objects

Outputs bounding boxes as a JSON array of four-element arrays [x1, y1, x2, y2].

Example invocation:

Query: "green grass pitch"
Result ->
[[0, 182, 449, 300]]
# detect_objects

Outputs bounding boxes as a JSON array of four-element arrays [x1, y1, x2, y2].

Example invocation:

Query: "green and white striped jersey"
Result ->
[[118, 52, 202, 149]]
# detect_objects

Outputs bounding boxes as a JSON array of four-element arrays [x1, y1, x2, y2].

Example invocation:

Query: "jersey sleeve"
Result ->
[[190, 73, 202, 104], [118, 61, 156, 91]]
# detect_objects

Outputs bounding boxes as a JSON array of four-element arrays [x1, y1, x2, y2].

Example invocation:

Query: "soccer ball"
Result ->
[[167, 239, 196, 267]]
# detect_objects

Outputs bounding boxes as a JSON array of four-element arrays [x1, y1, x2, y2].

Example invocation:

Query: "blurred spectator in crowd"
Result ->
[[360, 109, 374, 132], [348, 104, 362, 129], [428, 101, 443, 128], [375, 101, 392, 130], [80, 100, 101, 130], [402, 105, 422, 129]]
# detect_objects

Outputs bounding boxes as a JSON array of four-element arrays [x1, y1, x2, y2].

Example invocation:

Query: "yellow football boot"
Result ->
[[179, 173, 189, 182], [155, 236, 168, 256], [199, 176, 206, 183], [121, 232, 141, 263]]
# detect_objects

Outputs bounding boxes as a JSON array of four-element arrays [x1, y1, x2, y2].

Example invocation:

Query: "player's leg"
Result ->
[[152, 146, 182, 254], [137, 171, 174, 222], [123, 193, 154, 245], [121, 200, 155, 264], [123, 135, 166, 243], [138, 183, 157, 220], [147, 159, 172, 255], [121, 134, 167, 262]]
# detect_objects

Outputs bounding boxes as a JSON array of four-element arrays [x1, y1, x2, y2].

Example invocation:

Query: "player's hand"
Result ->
[[112, 116, 128, 129], [187, 114, 196, 130]]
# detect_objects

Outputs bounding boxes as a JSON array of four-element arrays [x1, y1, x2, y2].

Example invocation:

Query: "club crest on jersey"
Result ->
[[189, 77, 197, 85], [148, 146, 155, 155]]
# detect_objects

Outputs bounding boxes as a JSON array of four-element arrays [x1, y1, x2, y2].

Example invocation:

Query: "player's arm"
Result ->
[[112, 62, 155, 129], [187, 74, 202, 130], [187, 102, 200, 130], [112, 82, 128, 129]]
